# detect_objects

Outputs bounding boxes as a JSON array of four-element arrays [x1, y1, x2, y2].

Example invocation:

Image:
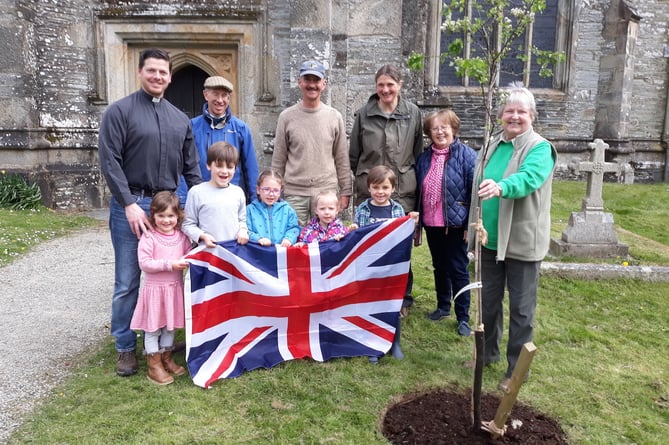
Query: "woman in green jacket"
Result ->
[[349, 64, 423, 214], [349, 64, 423, 313]]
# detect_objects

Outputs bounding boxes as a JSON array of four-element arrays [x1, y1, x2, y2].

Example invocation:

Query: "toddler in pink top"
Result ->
[[297, 190, 350, 245], [130, 191, 192, 385]]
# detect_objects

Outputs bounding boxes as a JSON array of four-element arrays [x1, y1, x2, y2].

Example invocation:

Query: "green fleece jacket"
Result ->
[[468, 128, 557, 261]]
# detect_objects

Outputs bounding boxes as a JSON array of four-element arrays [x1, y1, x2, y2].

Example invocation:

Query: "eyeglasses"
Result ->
[[430, 126, 452, 134], [259, 187, 281, 195]]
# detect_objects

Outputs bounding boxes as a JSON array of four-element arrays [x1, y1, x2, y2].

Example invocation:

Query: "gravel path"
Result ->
[[0, 221, 113, 444]]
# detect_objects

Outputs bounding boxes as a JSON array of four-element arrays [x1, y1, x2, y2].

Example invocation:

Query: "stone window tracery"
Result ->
[[425, 0, 575, 92]]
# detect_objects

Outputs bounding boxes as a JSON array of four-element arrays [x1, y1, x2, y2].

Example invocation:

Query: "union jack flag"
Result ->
[[184, 216, 414, 388]]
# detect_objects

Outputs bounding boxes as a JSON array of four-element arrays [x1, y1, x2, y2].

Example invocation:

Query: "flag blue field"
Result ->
[[184, 216, 414, 388]]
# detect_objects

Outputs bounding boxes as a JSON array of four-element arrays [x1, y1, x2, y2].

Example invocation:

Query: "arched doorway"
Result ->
[[165, 65, 209, 119]]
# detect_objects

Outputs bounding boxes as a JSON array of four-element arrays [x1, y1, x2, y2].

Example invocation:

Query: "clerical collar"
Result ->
[[152, 97, 161, 103]]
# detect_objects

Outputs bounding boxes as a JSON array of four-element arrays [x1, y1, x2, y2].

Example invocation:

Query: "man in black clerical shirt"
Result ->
[[98, 48, 201, 377]]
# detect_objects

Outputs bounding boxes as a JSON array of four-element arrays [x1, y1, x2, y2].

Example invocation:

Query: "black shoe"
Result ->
[[116, 351, 138, 376], [428, 308, 450, 321], [172, 341, 186, 353], [457, 320, 472, 337]]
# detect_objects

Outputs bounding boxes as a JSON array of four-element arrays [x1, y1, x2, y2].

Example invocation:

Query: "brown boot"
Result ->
[[116, 351, 138, 377], [161, 350, 186, 376], [146, 353, 174, 385]]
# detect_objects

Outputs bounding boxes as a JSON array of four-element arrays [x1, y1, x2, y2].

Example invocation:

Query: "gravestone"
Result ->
[[549, 139, 629, 258]]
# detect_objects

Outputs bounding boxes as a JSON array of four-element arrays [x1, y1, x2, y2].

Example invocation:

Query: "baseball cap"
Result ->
[[203, 76, 234, 92], [299, 60, 326, 79]]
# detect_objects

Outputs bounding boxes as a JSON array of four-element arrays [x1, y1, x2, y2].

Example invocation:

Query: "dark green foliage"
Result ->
[[0, 172, 42, 210]]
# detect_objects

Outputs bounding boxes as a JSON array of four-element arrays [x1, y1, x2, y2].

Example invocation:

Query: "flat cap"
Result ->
[[203, 76, 234, 92], [299, 60, 325, 79]]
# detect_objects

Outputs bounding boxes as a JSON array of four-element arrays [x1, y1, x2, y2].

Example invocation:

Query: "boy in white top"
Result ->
[[183, 141, 249, 247]]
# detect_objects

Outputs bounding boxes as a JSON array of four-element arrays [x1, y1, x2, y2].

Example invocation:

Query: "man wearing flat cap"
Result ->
[[177, 75, 259, 204], [271, 60, 352, 225]]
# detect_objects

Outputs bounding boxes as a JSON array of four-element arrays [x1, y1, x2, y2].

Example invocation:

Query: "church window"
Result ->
[[426, 0, 573, 91]]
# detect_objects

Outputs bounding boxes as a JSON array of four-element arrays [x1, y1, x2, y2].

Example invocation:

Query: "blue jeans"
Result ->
[[109, 195, 151, 352], [480, 247, 540, 378], [424, 226, 471, 322]]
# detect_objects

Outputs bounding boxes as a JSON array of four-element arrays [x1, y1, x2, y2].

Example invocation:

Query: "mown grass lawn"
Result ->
[[5, 181, 669, 444]]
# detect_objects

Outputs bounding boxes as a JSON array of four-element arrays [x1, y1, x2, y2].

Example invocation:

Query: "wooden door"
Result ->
[[164, 65, 209, 119]]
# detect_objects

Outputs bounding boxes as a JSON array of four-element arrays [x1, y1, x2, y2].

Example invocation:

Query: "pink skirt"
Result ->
[[130, 280, 185, 332]]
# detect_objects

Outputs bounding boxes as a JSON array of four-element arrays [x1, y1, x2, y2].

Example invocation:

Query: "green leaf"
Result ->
[[407, 52, 425, 71], [447, 38, 464, 57]]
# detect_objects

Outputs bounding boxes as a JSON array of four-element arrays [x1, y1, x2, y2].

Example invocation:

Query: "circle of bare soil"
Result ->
[[382, 389, 569, 444]]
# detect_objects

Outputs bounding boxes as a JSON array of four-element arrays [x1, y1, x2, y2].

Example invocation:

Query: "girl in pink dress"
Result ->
[[130, 191, 193, 385]]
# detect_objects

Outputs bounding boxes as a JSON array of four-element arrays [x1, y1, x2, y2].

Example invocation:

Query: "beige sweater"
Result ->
[[271, 102, 352, 197]]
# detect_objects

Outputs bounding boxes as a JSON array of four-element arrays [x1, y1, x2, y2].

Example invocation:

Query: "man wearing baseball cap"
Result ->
[[177, 75, 259, 205], [271, 60, 352, 225]]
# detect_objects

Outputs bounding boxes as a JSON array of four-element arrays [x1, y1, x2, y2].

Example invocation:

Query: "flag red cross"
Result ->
[[185, 216, 413, 386], [188, 245, 406, 356]]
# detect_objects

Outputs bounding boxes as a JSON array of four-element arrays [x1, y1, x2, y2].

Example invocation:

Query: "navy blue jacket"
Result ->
[[415, 138, 477, 228]]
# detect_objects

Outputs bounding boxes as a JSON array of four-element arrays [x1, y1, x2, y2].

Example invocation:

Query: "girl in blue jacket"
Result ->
[[246, 170, 301, 247]]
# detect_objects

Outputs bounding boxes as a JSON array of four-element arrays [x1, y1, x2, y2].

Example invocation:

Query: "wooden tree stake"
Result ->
[[481, 342, 537, 439]]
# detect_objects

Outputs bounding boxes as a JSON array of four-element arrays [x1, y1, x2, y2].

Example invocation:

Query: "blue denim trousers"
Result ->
[[109, 195, 151, 352]]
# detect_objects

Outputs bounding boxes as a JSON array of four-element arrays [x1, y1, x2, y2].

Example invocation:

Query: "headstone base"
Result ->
[[560, 210, 619, 244], [549, 238, 629, 258]]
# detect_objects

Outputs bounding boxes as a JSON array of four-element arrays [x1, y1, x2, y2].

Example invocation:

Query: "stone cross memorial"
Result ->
[[578, 139, 621, 211], [549, 139, 629, 258]]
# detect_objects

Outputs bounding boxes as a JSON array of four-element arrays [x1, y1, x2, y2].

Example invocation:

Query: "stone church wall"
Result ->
[[0, 0, 668, 209], [1, 0, 104, 208], [415, 0, 668, 184]]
